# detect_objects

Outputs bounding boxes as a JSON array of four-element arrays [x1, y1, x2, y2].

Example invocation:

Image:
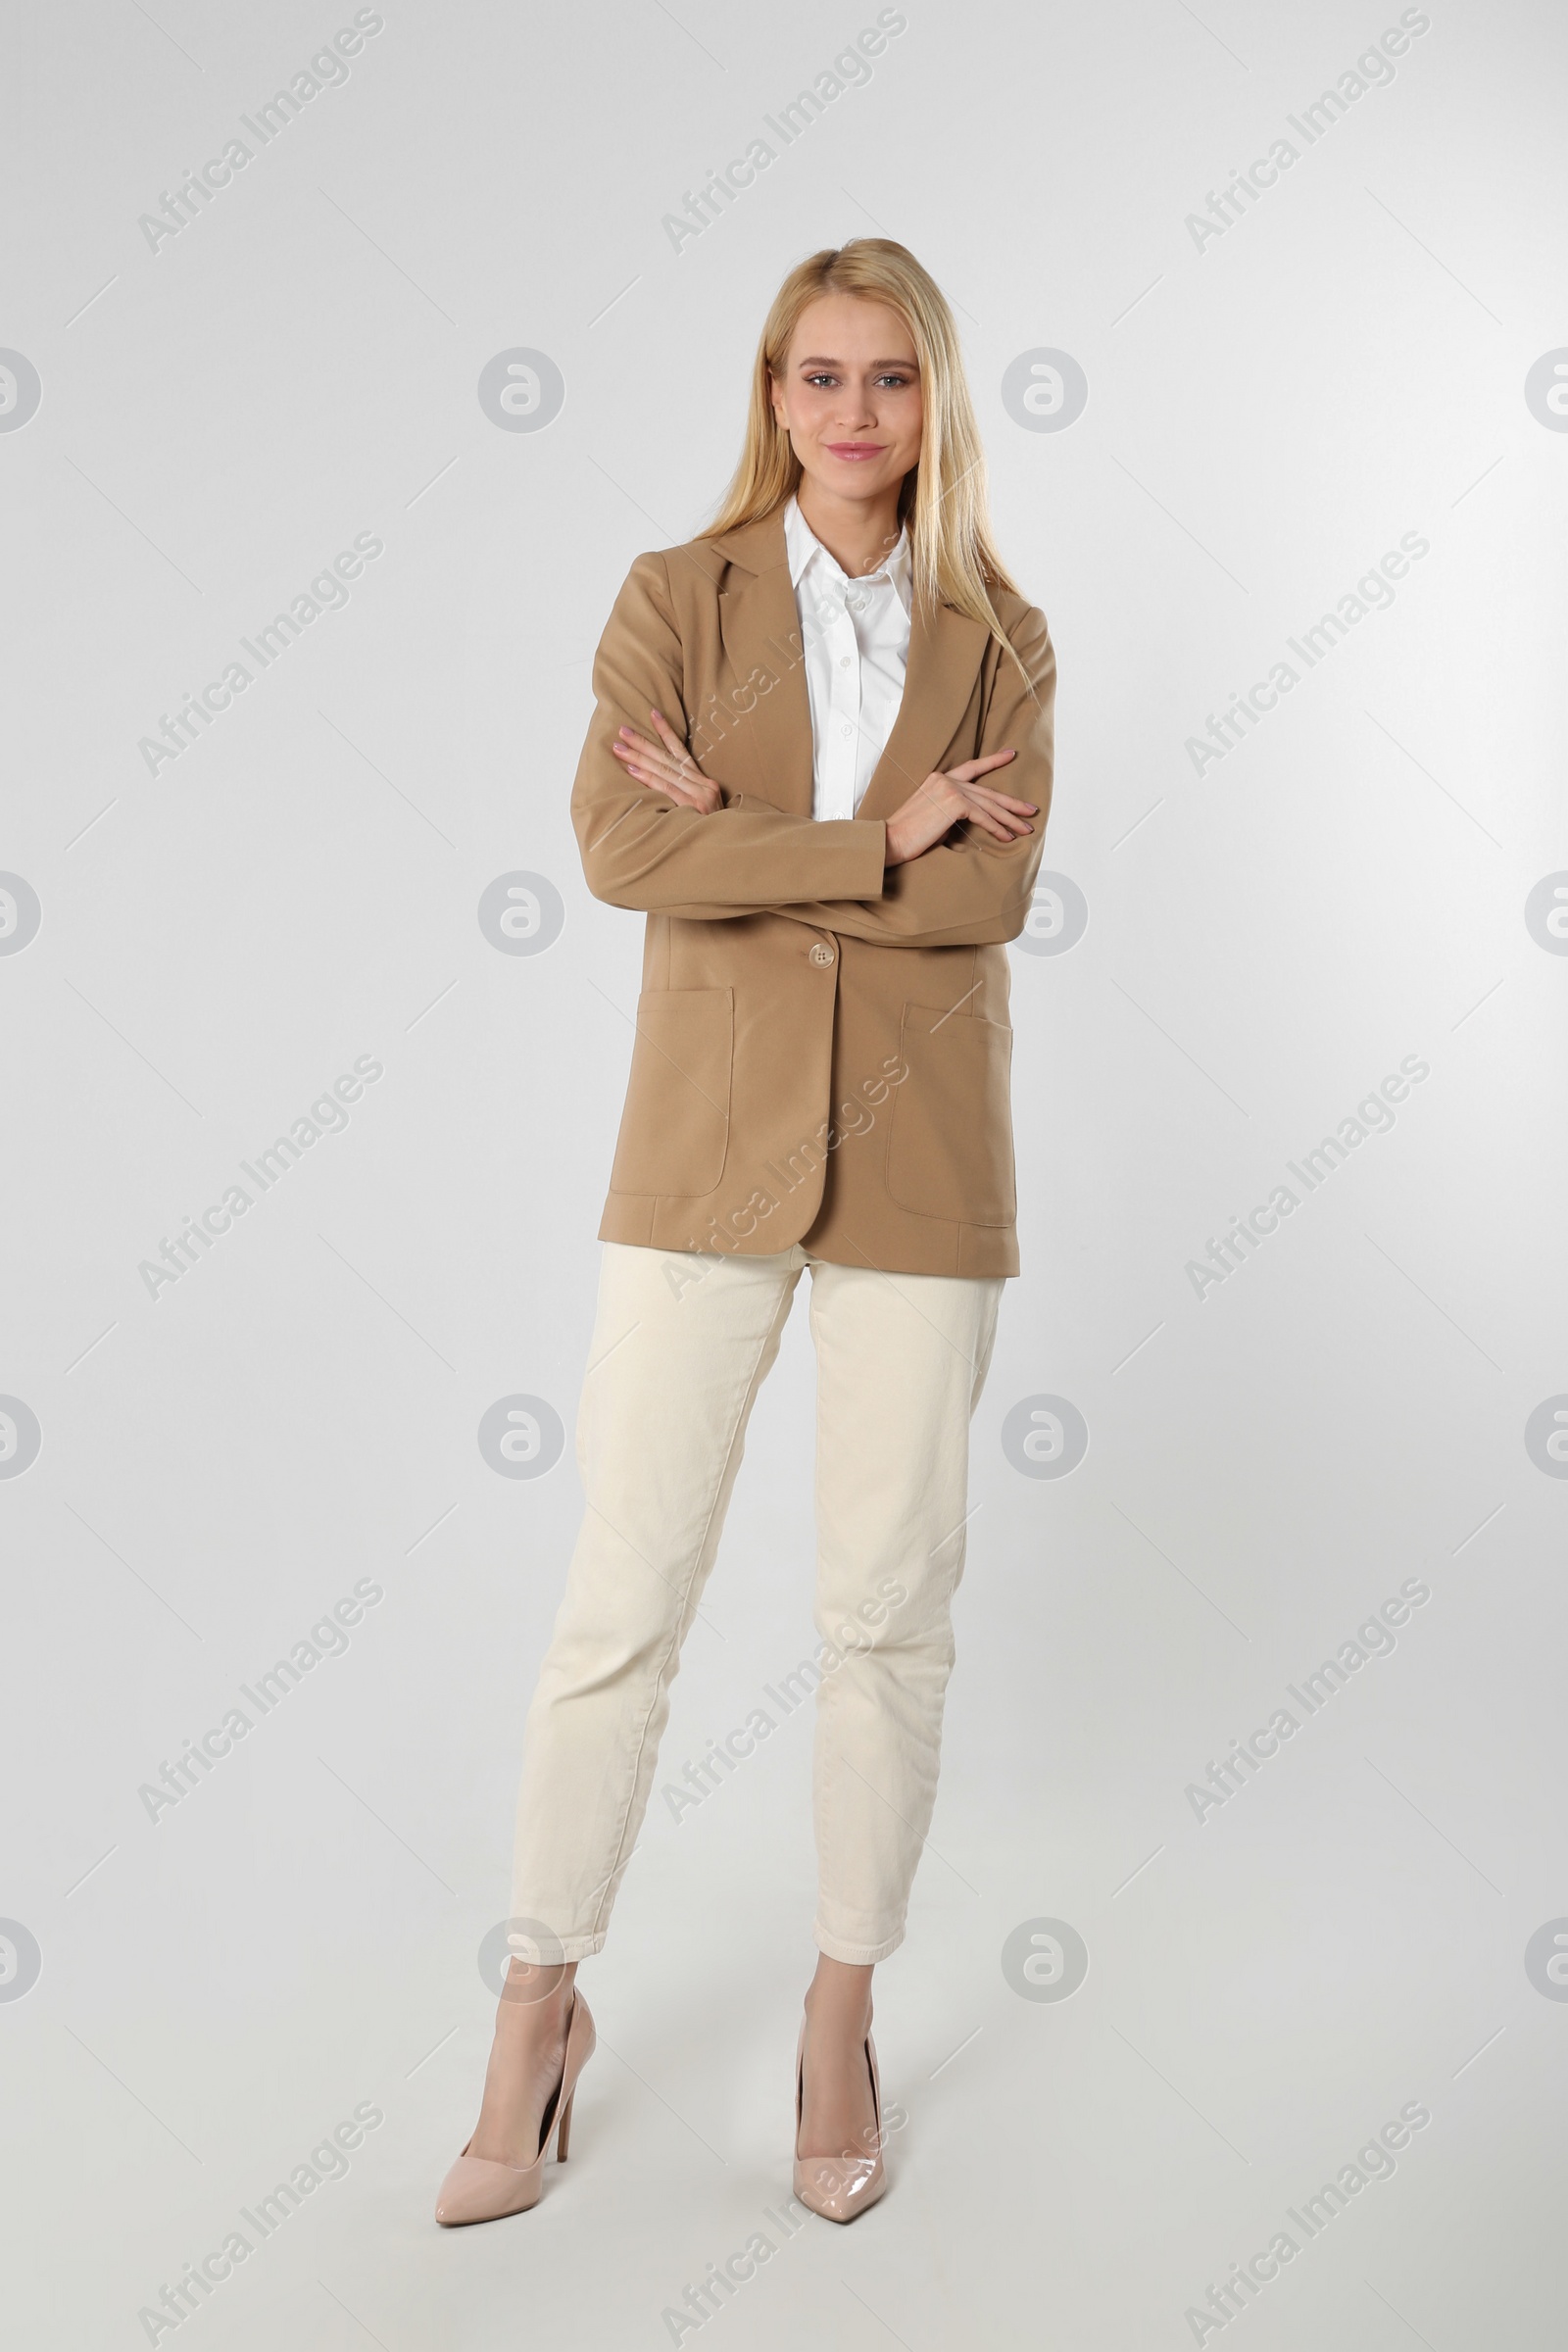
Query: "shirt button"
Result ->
[[839, 657, 851, 669], [808, 942, 836, 967], [840, 722, 854, 738]]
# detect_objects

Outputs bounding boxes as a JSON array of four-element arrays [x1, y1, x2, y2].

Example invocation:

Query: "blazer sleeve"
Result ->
[[731, 603, 1057, 950], [571, 550, 890, 912]]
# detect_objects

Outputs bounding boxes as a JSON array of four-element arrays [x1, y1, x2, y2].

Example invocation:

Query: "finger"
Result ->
[[964, 788, 1038, 816], [616, 725, 666, 761], [647, 709, 692, 765], [957, 796, 1032, 838], [964, 809, 1016, 842], [614, 740, 688, 790], [628, 762, 696, 804], [950, 750, 1018, 783], [648, 710, 703, 790], [620, 725, 698, 797]]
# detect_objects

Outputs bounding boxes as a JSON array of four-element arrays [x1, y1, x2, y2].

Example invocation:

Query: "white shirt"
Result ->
[[782, 493, 912, 821]]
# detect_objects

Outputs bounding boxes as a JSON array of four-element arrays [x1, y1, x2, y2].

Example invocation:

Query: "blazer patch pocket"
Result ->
[[610, 987, 733, 1198], [884, 1002, 1016, 1228]]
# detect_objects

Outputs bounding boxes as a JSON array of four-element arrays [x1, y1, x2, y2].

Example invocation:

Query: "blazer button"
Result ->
[[808, 942, 836, 967]]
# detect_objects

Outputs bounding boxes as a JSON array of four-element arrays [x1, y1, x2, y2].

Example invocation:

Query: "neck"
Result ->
[[795, 477, 906, 580]]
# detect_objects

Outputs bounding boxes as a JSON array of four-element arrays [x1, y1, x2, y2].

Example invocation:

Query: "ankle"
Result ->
[[803, 1989, 873, 2038], [497, 1960, 576, 2029]]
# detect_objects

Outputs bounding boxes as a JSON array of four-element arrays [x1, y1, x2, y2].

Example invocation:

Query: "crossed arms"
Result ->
[[570, 550, 1056, 951]]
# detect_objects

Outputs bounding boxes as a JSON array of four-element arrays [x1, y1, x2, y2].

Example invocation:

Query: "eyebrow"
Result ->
[[795, 355, 919, 369]]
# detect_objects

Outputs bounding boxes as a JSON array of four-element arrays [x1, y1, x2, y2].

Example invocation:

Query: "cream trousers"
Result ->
[[510, 1242, 1003, 1966]]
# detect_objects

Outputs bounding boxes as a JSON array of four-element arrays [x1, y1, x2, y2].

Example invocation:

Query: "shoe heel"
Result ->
[[556, 2088, 575, 2163]]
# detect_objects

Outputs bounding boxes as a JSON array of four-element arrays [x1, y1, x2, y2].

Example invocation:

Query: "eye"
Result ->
[[804, 372, 837, 388], [876, 372, 913, 389]]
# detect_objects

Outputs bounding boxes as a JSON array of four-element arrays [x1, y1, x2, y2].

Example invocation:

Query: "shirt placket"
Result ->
[[822, 572, 860, 822]]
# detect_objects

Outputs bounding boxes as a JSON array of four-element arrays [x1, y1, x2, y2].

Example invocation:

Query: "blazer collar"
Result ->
[[708, 505, 991, 824]]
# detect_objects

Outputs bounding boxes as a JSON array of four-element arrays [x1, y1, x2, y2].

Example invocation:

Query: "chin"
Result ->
[[819, 459, 895, 485]]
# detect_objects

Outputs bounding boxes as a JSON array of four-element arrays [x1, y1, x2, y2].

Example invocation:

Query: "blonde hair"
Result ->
[[701, 238, 1033, 687]]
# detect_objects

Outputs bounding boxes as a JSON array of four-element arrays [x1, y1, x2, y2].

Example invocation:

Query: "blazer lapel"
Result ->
[[707, 507, 993, 827], [855, 596, 992, 822], [710, 511, 814, 818]]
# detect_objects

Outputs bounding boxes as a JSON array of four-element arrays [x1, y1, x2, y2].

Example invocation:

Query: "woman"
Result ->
[[437, 237, 1055, 2229]]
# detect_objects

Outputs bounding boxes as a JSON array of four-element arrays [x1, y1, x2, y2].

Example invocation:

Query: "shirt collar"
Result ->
[[783, 494, 912, 616]]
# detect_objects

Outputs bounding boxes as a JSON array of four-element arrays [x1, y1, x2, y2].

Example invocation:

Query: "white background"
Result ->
[[3, 0, 1566, 2344]]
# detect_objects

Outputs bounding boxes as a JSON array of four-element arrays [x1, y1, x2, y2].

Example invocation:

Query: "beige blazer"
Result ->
[[571, 506, 1056, 1277]]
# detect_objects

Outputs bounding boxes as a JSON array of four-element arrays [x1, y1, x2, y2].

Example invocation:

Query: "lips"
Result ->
[[825, 443, 884, 460]]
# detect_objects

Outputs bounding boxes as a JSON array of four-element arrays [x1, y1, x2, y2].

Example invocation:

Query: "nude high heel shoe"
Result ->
[[434, 1990, 596, 2226], [792, 2017, 888, 2224]]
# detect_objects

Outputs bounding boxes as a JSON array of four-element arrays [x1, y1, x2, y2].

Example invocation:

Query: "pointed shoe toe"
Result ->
[[792, 2149, 887, 2224], [434, 2144, 545, 2226]]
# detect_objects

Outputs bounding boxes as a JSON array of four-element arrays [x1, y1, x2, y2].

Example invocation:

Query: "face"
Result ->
[[768, 294, 923, 511]]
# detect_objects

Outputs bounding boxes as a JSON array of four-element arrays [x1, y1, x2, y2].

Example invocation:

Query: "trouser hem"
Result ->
[[814, 1922, 905, 1965], [510, 1931, 607, 1964]]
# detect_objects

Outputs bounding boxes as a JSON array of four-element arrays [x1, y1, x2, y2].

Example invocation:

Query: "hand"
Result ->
[[884, 751, 1035, 866], [610, 709, 722, 814]]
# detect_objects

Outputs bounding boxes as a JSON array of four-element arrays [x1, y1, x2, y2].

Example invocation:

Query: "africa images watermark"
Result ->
[[135, 2098, 385, 2343], [137, 1053, 384, 1299], [137, 11, 387, 254], [1184, 1572, 1432, 1825], [1185, 530, 1430, 779], [660, 1580, 909, 1824], [1184, 9, 1433, 255], [1182, 2100, 1433, 2342], [136, 1575, 385, 1825], [660, 2126, 908, 2343], [137, 532, 385, 777], [1184, 1053, 1430, 1301], [662, 9, 908, 253], [672, 1050, 910, 1264]]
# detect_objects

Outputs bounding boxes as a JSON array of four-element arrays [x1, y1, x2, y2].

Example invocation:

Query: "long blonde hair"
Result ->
[[701, 238, 1033, 687]]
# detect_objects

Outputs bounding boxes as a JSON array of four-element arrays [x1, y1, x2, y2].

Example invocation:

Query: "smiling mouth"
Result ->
[[825, 443, 884, 459]]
